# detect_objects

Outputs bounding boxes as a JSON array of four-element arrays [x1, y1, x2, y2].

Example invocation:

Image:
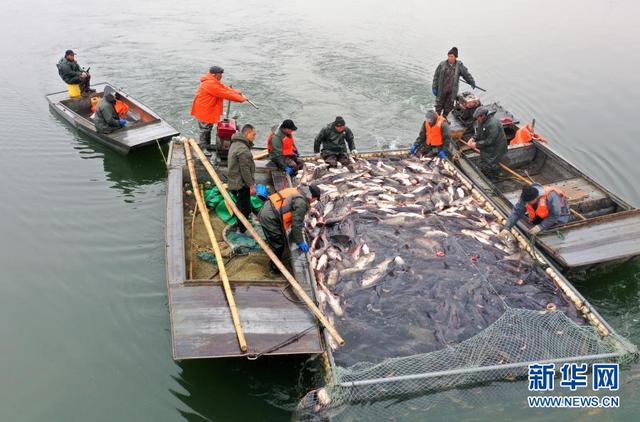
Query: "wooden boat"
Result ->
[[47, 82, 179, 154], [165, 139, 323, 359], [453, 122, 640, 270]]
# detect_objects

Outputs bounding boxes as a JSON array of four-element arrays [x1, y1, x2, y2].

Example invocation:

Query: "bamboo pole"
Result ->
[[187, 138, 346, 346], [184, 141, 248, 352], [189, 202, 198, 280], [457, 139, 586, 221]]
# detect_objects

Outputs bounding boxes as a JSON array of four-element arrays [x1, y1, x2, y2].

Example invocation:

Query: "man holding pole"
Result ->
[[190, 65, 246, 151], [313, 116, 357, 167], [258, 184, 321, 275], [500, 183, 570, 237], [432, 47, 476, 117], [467, 106, 507, 178]]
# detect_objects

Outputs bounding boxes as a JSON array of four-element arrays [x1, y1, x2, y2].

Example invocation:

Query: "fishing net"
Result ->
[[293, 156, 637, 420], [222, 223, 267, 255]]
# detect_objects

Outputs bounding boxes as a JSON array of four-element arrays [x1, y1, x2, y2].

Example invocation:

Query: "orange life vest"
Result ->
[[267, 130, 297, 156], [423, 115, 445, 147], [510, 123, 548, 145], [90, 99, 129, 118], [525, 187, 567, 221], [268, 187, 300, 230]]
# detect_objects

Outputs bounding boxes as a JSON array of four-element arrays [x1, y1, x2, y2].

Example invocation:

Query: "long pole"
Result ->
[[459, 78, 487, 92], [457, 139, 586, 221], [187, 138, 346, 346], [184, 141, 248, 352]]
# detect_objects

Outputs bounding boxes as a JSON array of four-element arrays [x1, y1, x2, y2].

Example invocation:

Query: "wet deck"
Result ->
[[166, 141, 323, 360]]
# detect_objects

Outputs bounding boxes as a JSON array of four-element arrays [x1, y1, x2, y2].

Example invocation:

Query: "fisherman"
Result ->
[[258, 184, 321, 274], [190, 66, 246, 151], [409, 110, 460, 160], [57, 50, 94, 96], [94, 86, 127, 134], [313, 116, 357, 167], [468, 106, 507, 178], [267, 119, 304, 177], [500, 183, 570, 237], [431, 47, 475, 117], [451, 91, 482, 140], [227, 124, 258, 233]]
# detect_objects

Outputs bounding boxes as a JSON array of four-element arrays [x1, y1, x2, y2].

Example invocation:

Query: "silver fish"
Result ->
[[361, 258, 394, 287]]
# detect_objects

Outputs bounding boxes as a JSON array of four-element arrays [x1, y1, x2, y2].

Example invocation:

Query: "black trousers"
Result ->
[[198, 121, 213, 147], [284, 156, 305, 176], [79, 74, 92, 93], [321, 152, 351, 167], [435, 91, 455, 117], [231, 186, 252, 232], [258, 207, 286, 272]]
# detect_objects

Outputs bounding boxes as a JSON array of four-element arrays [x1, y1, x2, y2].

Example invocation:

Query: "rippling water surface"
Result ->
[[1, 0, 639, 420]]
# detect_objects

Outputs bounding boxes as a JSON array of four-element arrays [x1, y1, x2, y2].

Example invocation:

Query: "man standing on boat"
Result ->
[[468, 106, 507, 178], [227, 124, 258, 233], [313, 116, 357, 167], [267, 119, 304, 177], [500, 183, 570, 236], [410, 110, 460, 159], [258, 184, 321, 275], [431, 47, 475, 117], [57, 50, 94, 96], [191, 66, 246, 151], [95, 86, 127, 134]]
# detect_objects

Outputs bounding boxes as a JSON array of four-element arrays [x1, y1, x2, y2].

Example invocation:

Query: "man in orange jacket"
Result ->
[[191, 66, 246, 150]]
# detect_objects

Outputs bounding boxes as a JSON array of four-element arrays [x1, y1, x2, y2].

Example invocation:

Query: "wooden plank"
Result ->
[[171, 284, 322, 359], [538, 211, 640, 267]]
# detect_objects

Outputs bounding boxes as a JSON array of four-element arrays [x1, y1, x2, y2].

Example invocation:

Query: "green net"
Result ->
[[222, 223, 268, 255]]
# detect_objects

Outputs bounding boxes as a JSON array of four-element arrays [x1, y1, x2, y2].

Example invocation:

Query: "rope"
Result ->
[[156, 139, 167, 165]]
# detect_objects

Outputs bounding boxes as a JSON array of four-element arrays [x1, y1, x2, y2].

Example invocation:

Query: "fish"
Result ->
[[361, 258, 394, 287], [316, 254, 329, 271], [342, 253, 377, 276], [326, 268, 340, 287], [461, 229, 493, 245], [326, 246, 343, 261]]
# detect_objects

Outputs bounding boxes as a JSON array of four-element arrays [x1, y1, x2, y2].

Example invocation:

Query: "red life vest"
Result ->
[[525, 187, 567, 221], [267, 130, 297, 155], [424, 115, 445, 147], [268, 187, 300, 229]]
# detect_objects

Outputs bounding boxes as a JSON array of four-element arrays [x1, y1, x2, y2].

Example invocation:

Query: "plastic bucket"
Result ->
[[67, 84, 81, 98]]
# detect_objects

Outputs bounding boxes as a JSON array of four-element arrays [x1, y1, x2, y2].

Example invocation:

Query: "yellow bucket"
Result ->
[[67, 84, 81, 98]]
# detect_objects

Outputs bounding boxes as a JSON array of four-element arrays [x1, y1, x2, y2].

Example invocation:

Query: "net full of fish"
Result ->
[[300, 156, 584, 368]]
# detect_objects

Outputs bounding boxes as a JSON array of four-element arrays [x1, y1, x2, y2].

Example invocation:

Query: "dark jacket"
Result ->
[[413, 120, 458, 156], [227, 132, 256, 191], [57, 57, 83, 84], [313, 123, 355, 155], [259, 189, 309, 244], [432, 60, 475, 100], [268, 125, 297, 170], [506, 184, 570, 230], [474, 111, 507, 169], [95, 88, 121, 134]]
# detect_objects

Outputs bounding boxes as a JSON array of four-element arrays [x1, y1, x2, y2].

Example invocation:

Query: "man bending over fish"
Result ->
[[500, 183, 570, 237]]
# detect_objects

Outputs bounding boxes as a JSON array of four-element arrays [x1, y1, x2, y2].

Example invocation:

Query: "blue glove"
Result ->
[[297, 241, 310, 253], [432, 87, 438, 96], [437, 149, 446, 159], [471, 82, 476, 90], [409, 145, 418, 155], [119, 118, 127, 127], [285, 166, 294, 176], [255, 184, 269, 200]]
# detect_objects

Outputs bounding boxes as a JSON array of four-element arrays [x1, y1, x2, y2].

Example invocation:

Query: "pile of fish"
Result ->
[[298, 156, 583, 367]]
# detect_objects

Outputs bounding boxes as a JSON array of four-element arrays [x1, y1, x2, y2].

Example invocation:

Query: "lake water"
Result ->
[[1, 0, 639, 420]]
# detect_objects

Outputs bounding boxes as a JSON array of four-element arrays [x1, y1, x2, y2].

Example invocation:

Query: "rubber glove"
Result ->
[[432, 87, 438, 96], [119, 118, 127, 127], [471, 82, 476, 90], [409, 145, 418, 155], [255, 184, 269, 200], [297, 241, 310, 253], [437, 149, 446, 159], [285, 166, 295, 176], [528, 225, 542, 235]]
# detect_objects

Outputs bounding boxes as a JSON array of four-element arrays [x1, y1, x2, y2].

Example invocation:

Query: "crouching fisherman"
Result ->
[[313, 116, 357, 167], [57, 49, 94, 96], [500, 183, 570, 237], [267, 119, 304, 177], [410, 110, 460, 159], [258, 184, 321, 275], [468, 106, 507, 178], [95, 86, 127, 133]]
